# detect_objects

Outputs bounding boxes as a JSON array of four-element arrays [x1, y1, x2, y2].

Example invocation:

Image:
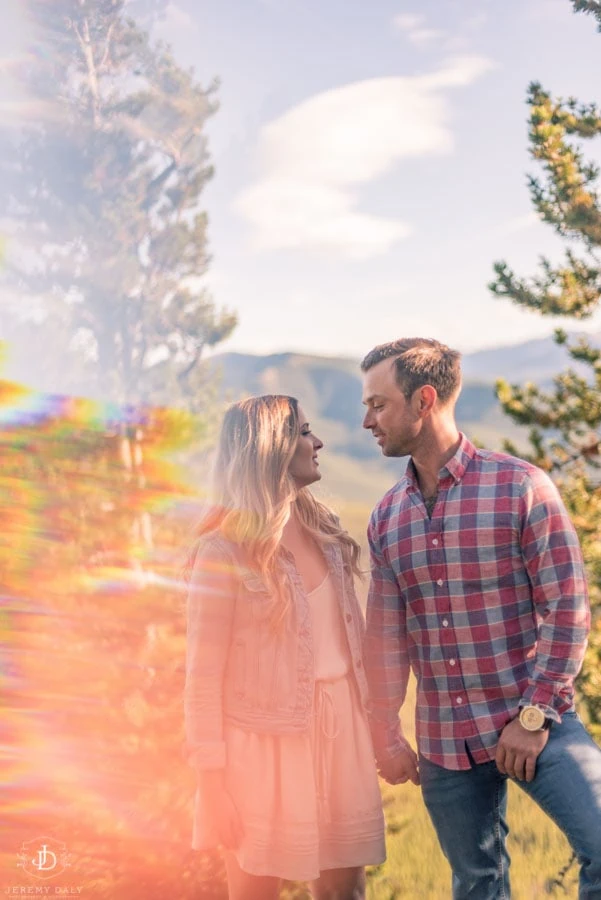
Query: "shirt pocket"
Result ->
[[457, 528, 517, 591], [240, 572, 275, 621]]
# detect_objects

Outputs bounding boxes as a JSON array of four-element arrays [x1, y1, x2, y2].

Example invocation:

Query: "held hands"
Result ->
[[200, 771, 244, 849], [495, 717, 549, 782], [377, 742, 420, 786]]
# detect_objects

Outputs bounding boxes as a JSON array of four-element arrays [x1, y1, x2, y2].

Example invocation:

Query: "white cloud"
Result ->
[[408, 28, 445, 47], [234, 57, 494, 260], [393, 13, 444, 47], [442, 11, 489, 53], [393, 13, 423, 31], [152, 2, 198, 38], [165, 2, 196, 28]]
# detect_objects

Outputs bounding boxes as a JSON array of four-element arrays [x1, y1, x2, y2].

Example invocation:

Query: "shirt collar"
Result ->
[[406, 432, 476, 489]]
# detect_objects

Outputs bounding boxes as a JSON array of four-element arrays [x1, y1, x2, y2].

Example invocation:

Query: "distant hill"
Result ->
[[461, 332, 601, 383], [206, 332, 599, 506], [209, 351, 519, 458]]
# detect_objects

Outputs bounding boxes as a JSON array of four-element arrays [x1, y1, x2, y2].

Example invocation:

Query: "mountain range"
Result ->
[[207, 332, 598, 506]]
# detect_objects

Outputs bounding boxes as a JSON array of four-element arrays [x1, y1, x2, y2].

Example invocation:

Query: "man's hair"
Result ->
[[360, 338, 462, 404]]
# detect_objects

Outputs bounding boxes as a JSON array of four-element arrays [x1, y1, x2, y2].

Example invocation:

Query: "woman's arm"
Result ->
[[184, 536, 237, 771]]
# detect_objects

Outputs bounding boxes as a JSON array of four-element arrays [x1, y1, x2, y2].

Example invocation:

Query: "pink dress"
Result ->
[[193, 572, 386, 881]]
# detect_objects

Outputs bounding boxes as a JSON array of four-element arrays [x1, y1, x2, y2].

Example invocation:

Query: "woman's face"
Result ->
[[287, 405, 323, 488]]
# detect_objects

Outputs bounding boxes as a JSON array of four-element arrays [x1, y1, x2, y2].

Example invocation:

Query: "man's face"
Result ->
[[361, 359, 421, 457]]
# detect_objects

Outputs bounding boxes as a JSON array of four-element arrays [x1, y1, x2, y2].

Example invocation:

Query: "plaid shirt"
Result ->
[[364, 434, 590, 770]]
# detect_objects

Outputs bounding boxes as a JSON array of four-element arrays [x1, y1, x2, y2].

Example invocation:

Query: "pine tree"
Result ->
[[570, 0, 601, 28], [489, 0, 601, 729], [1, 0, 238, 552], [2, 0, 236, 412]]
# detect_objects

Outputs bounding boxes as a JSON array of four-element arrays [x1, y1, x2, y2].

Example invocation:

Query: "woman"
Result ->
[[184, 395, 385, 900]]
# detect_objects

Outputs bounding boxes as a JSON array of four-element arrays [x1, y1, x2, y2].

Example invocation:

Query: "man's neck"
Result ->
[[411, 427, 461, 498]]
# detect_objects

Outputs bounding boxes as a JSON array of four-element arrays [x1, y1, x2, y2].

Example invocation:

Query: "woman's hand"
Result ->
[[378, 743, 420, 786], [200, 770, 244, 849]]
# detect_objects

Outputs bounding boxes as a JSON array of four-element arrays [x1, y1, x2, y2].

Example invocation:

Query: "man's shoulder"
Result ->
[[471, 446, 543, 481]]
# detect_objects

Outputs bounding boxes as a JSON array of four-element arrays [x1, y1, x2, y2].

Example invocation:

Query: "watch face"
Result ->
[[520, 706, 545, 731]]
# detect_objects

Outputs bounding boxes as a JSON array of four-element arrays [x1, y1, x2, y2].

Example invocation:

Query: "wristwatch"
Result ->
[[518, 705, 551, 732]]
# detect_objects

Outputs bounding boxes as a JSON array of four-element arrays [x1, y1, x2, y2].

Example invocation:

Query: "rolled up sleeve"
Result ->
[[519, 469, 590, 721], [364, 513, 410, 764], [184, 537, 237, 771]]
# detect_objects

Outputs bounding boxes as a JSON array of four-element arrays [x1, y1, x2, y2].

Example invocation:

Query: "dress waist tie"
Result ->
[[313, 680, 340, 824]]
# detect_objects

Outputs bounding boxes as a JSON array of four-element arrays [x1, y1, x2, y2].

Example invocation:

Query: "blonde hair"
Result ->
[[185, 395, 361, 625]]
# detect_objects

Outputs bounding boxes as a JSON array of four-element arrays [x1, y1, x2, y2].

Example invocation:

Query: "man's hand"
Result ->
[[377, 743, 420, 786], [496, 717, 550, 782]]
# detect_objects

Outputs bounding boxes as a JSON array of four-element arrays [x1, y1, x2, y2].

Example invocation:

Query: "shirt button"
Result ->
[[432, 538, 439, 546], [456, 697, 463, 705], [346, 613, 352, 623], [356, 660, 362, 669], [437, 578, 443, 586], [449, 658, 456, 666], [442, 619, 449, 627]]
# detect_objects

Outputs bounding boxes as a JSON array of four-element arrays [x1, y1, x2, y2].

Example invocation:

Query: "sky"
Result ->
[[4, 0, 601, 362]]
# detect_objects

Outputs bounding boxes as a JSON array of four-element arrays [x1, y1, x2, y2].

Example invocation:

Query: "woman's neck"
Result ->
[[282, 507, 303, 545]]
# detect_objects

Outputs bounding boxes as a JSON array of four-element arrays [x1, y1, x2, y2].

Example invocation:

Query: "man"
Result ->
[[360, 337, 601, 899]]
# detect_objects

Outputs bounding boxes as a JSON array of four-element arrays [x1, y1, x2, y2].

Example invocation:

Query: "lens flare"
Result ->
[[1, 373, 206, 886]]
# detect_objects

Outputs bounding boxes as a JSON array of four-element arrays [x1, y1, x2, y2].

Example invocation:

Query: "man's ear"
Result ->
[[416, 384, 437, 416]]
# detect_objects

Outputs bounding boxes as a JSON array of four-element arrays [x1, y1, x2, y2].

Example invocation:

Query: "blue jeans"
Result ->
[[419, 712, 601, 899]]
